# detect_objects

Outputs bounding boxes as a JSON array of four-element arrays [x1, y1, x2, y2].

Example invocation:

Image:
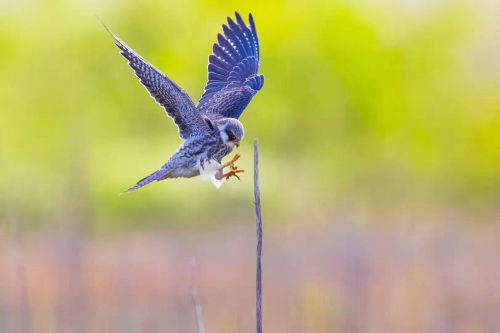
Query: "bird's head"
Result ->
[[216, 118, 244, 148]]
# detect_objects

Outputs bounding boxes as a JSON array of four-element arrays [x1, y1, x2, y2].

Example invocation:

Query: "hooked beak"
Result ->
[[234, 140, 240, 148]]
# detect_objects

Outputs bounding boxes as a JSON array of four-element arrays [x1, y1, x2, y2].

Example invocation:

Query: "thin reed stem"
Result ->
[[254, 140, 263, 333], [190, 259, 206, 333]]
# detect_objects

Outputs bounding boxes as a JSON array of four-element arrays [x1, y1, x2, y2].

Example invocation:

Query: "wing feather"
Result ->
[[105, 25, 209, 139], [208, 54, 232, 70], [235, 12, 255, 55], [198, 12, 264, 119]]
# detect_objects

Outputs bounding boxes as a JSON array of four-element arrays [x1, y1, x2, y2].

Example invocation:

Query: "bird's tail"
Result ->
[[126, 168, 170, 192]]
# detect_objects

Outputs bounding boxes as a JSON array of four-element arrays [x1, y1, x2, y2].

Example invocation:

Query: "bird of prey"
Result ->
[[104, 12, 264, 191]]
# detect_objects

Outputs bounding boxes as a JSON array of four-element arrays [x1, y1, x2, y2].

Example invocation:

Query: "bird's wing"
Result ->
[[197, 12, 264, 120], [105, 26, 210, 140]]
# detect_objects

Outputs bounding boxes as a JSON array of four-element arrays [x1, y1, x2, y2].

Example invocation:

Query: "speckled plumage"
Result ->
[[104, 12, 263, 191]]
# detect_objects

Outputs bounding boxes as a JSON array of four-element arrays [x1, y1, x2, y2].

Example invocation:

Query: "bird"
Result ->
[[103, 12, 264, 191]]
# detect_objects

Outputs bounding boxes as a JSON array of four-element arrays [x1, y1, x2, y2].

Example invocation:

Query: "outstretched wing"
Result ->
[[198, 12, 264, 119], [105, 26, 209, 139]]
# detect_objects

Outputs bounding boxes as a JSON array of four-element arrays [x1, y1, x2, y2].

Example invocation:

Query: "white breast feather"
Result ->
[[197, 159, 224, 188]]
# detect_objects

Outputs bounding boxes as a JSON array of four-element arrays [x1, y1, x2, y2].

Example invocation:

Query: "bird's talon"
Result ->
[[222, 169, 244, 181], [226, 174, 239, 180], [219, 154, 244, 181]]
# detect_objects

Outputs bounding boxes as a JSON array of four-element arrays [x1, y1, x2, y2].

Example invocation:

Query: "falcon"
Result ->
[[104, 12, 264, 191]]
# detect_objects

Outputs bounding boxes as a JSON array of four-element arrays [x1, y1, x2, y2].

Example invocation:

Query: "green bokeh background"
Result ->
[[1, 0, 499, 230]]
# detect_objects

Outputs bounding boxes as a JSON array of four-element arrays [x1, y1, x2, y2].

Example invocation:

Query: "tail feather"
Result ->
[[127, 168, 170, 192]]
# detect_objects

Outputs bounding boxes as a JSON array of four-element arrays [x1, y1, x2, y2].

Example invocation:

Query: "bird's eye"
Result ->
[[226, 130, 236, 141]]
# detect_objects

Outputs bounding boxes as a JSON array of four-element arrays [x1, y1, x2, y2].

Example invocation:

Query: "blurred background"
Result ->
[[1, 0, 499, 331]]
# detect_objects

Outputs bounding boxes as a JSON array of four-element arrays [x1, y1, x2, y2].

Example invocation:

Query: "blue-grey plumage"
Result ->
[[126, 126, 241, 191], [198, 12, 264, 119], [103, 12, 263, 191]]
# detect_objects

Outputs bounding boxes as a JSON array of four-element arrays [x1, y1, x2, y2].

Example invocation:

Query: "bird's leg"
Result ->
[[221, 153, 241, 170], [215, 154, 245, 180]]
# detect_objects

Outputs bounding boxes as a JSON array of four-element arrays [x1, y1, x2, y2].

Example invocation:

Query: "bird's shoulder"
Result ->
[[175, 134, 217, 155]]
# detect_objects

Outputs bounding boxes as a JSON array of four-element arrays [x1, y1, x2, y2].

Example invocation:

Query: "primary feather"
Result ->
[[198, 12, 264, 120], [104, 25, 209, 139]]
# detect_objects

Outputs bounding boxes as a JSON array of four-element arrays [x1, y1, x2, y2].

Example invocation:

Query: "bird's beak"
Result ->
[[235, 140, 240, 148]]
